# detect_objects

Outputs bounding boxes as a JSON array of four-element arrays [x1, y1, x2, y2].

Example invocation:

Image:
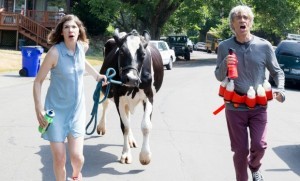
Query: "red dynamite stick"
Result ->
[[219, 85, 226, 97], [213, 104, 225, 115], [266, 90, 273, 100]]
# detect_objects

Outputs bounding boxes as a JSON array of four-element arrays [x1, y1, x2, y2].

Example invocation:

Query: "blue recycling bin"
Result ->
[[19, 46, 44, 77]]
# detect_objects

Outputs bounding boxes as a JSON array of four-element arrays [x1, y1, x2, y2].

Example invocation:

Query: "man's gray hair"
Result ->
[[228, 5, 254, 34]]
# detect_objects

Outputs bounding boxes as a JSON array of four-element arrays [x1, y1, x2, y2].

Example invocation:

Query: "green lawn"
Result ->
[[0, 49, 103, 73]]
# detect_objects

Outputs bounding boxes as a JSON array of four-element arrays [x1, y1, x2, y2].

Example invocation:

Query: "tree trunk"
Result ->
[[120, 0, 183, 40], [149, 0, 183, 40]]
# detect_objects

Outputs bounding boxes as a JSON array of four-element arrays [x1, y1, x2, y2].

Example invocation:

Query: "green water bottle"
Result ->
[[38, 109, 55, 134]]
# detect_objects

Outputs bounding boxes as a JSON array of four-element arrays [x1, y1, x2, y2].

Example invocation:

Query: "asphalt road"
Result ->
[[0, 51, 299, 181]]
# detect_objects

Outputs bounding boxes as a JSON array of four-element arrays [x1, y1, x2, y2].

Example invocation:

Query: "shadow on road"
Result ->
[[36, 143, 144, 180], [266, 145, 300, 176], [36, 145, 55, 180], [174, 58, 216, 68], [2, 74, 20, 78], [83, 144, 144, 178]]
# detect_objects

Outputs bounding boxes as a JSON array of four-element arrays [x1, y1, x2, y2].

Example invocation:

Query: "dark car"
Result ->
[[270, 40, 300, 85], [166, 35, 191, 60]]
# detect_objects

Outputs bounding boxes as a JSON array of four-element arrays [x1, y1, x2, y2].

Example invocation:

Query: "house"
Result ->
[[0, 0, 71, 50]]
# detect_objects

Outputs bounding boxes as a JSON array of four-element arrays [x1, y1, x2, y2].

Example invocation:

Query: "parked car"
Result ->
[[269, 40, 300, 85], [187, 39, 193, 53], [194, 42, 206, 51], [166, 35, 191, 60], [149, 40, 176, 70]]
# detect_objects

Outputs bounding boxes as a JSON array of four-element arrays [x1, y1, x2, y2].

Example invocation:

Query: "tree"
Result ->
[[86, 0, 185, 39], [197, 0, 300, 44], [250, 0, 300, 43], [163, 0, 244, 41], [72, 0, 109, 36], [80, 0, 300, 44]]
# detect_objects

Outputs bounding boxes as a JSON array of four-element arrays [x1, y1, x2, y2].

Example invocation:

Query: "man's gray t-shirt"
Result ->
[[215, 36, 285, 110]]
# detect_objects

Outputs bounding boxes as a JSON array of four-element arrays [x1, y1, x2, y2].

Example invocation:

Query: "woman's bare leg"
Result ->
[[50, 142, 67, 181], [68, 135, 84, 180]]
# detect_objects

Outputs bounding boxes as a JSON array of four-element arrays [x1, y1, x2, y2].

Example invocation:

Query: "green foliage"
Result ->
[[86, 0, 146, 32], [86, 0, 122, 22], [79, 0, 300, 44], [86, 0, 184, 39], [163, 1, 206, 34], [250, 0, 300, 39], [210, 18, 233, 40], [199, 0, 300, 44], [72, 1, 109, 36], [189, 36, 198, 43], [105, 24, 115, 37]]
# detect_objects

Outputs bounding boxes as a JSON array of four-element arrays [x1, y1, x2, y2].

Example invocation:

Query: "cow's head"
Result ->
[[113, 29, 150, 87]]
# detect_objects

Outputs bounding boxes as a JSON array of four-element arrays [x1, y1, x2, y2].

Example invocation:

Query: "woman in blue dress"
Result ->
[[33, 14, 107, 181]]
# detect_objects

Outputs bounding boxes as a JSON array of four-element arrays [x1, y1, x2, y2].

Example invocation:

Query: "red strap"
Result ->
[[231, 91, 246, 103], [213, 104, 225, 115]]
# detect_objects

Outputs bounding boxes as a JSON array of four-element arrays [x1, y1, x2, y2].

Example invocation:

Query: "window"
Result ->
[[47, 0, 66, 12], [14, 0, 25, 13], [0, 0, 4, 9], [277, 41, 300, 57], [158, 42, 167, 51]]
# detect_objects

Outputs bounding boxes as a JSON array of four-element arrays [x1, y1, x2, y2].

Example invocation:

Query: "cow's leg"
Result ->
[[118, 101, 133, 164], [97, 95, 109, 135], [128, 128, 137, 148], [119, 104, 137, 148], [139, 99, 153, 165]]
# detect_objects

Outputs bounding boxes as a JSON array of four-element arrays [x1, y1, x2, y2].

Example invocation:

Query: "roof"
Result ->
[[286, 33, 300, 41]]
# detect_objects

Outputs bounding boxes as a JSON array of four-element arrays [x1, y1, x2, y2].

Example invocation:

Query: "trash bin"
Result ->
[[19, 46, 44, 77]]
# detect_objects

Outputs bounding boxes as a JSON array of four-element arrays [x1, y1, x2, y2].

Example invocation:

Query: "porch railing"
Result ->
[[27, 10, 63, 28], [18, 14, 51, 47], [0, 12, 19, 30], [0, 11, 60, 49]]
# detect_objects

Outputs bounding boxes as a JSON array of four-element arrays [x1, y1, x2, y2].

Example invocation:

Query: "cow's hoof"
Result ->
[[120, 153, 132, 164], [139, 152, 151, 165], [97, 125, 106, 135]]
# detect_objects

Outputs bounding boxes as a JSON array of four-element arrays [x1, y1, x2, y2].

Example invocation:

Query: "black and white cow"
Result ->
[[97, 29, 164, 165]]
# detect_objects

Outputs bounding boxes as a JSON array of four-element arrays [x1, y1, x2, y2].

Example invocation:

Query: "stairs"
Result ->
[[18, 14, 51, 50]]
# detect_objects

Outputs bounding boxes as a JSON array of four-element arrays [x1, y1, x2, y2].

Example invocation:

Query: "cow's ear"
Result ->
[[143, 30, 151, 41], [113, 28, 121, 46], [142, 30, 150, 48]]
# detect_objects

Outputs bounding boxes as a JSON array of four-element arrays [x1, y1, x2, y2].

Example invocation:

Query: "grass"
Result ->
[[0, 49, 103, 73]]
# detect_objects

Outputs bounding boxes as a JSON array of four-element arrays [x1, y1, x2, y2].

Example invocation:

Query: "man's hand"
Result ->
[[226, 54, 238, 66], [273, 92, 285, 103]]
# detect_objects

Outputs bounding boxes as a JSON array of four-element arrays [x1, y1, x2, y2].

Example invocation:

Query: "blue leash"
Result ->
[[85, 68, 122, 135]]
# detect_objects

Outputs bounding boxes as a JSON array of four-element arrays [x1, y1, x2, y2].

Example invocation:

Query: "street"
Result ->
[[0, 50, 299, 181]]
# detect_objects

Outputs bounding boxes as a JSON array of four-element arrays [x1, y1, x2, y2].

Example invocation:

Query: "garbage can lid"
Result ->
[[21, 46, 44, 54]]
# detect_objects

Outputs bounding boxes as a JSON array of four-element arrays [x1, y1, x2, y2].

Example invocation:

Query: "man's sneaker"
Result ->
[[252, 170, 264, 181]]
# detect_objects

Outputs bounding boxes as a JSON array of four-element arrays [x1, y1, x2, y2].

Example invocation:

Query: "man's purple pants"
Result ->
[[225, 107, 267, 181]]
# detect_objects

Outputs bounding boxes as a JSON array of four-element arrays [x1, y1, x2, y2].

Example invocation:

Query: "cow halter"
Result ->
[[115, 31, 146, 87], [117, 55, 142, 86]]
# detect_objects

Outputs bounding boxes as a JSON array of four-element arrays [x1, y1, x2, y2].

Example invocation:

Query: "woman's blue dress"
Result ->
[[43, 41, 86, 142]]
